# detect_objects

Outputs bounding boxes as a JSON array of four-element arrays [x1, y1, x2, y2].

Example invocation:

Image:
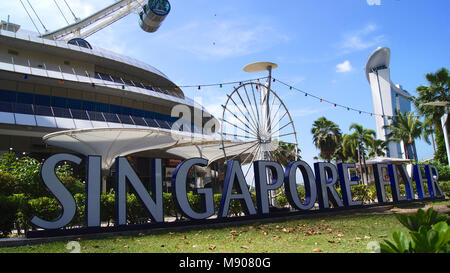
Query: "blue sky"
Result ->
[[2, 0, 449, 166]]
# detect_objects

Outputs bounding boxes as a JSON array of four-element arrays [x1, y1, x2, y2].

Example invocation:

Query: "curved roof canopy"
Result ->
[[365, 47, 391, 82], [43, 128, 255, 169]]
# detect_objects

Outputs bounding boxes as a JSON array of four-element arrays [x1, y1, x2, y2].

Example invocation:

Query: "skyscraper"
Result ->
[[366, 47, 416, 159]]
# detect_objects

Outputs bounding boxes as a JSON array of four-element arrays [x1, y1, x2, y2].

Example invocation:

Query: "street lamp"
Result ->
[[422, 101, 450, 167]]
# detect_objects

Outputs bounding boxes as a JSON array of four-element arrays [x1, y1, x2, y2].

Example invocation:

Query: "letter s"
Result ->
[[30, 154, 82, 229]]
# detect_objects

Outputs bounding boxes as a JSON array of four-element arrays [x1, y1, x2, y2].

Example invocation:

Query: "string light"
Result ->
[[272, 77, 406, 119]]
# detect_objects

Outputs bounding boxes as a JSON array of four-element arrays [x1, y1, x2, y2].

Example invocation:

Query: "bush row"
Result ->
[[0, 192, 258, 237], [275, 181, 449, 207]]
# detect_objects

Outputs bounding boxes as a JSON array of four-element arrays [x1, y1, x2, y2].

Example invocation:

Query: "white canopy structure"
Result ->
[[43, 128, 256, 169]]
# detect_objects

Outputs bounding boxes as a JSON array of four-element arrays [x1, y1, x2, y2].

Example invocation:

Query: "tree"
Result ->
[[273, 141, 301, 167], [342, 123, 376, 184], [383, 110, 423, 162], [311, 117, 342, 162], [368, 139, 388, 158], [422, 116, 437, 154], [414, 67, 450, 164]]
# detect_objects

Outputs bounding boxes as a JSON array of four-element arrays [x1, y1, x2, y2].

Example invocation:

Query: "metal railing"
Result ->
[[0, 101, 205, 132]]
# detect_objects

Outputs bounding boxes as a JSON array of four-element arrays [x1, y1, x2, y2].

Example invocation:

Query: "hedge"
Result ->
[[0, 182, 448, 237]]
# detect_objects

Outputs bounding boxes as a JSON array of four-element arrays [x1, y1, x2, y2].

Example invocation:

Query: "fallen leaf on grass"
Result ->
[[313, 249, 322, 252], [241, 245, 249, 249], [209, 245, 216, 251]]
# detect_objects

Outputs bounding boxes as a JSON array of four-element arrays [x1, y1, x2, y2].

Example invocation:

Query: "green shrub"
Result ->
[[380, 208, 450, 253], [73, 193, 86, 226], [0, 195, 19, 237], [380, 222, 449, 253], [100, 193, 115, 225], [0, 172, 16, 196], [276, 194, 288, 207], [28, 197, 61, 224], [439, 181, 450, 197], [10, 194, 31, 233], [395, 208, 448, 232]]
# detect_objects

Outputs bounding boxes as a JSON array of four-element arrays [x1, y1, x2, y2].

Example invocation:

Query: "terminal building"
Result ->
[[0, 15, 229, 193], [366, 47, 417, 160]]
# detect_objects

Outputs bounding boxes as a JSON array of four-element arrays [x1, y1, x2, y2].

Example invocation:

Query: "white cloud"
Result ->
[[338, 24, 385, 54], [367, 0, 381, 6], [336, 60, 353, 73], [152, 18, 290, 59]]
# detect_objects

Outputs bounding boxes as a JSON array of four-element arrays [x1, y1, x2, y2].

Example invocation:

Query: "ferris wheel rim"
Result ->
[[219, 81, 298, 165]]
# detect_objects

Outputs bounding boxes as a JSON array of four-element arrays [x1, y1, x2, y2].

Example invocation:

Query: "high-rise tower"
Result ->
[[366, 47, 416, 159]]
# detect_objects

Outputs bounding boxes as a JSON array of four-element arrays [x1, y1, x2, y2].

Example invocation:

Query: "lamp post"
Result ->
[[423, 101, 450, 167]]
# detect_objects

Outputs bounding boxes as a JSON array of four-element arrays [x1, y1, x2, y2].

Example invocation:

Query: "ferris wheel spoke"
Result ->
[[243, 85, 260, 132], [244, 144, 261, 177], [220, 140, 258, 150], [221, 132, 259, 140], [226, 93, 257, 128], [227, 141, 260, 162], [269, 121, 293, 138], [222, 105, 258, 137], [276, 132, 297, 138], [270, 110, 289, 133], [268, 103, 283, 129], [235, 90, 260, 133], [223, 96, 259, 136], [220, 118, 257, 138], [250, 84, 261, 129], [241, 143, 261, 166]]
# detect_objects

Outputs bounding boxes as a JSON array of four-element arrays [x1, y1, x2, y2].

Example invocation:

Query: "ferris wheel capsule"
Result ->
[[139, 0, 171, 33]]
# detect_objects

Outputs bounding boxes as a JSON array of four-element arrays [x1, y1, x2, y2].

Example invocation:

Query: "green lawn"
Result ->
[[1, 200, 449, 253]]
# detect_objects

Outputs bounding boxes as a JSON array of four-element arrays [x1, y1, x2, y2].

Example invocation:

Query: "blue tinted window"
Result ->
[[122, 107, 133, 115], [110, 104, 122, 114], [133, 109, 145, 117], [83, 101, 95, 111], [95, 102, 109, 113], [35, 94, 51, 106], [52, 97, 66, 108], [17, 92, 33, 104], [144, 111, 154, 119], [68, 99, 83, 110], [0, 90, 16, 102]]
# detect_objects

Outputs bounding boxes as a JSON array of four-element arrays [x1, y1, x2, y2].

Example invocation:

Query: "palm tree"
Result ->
[[383, 110, 423, 162], [414, 67, 450, 163], [311, 117, 342, 162], [368, 139, 388, 158], [273, 141, 301, 167], [342, 123, 376, 184], [422, 116, 437, 154]]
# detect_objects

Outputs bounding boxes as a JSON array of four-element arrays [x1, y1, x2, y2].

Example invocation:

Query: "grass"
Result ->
[[1, 200, 449, 253]]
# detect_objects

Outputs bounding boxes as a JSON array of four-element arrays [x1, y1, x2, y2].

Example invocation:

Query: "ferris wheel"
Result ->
[[220, 62, 299, 190], [18, 0, 170, 41]]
